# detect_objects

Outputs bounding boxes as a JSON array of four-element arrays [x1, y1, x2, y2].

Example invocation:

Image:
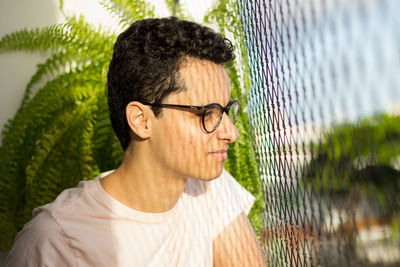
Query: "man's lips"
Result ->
[[209, 149, 228, 160]]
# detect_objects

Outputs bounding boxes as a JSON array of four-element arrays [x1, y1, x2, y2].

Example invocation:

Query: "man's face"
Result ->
[[150, 58, 239, 180]]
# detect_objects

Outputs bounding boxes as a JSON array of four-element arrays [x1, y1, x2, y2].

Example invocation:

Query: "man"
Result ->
[[6, 17, 266, 266]]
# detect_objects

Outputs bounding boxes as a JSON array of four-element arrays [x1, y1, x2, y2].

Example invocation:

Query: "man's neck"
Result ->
[[99, 147, 187, 213]]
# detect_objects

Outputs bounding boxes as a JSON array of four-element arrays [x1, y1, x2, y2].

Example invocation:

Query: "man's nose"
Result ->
[[216, 113, 239, 143]]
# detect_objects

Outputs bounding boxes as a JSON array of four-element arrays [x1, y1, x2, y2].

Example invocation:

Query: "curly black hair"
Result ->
[[107, 17, 235, 150]]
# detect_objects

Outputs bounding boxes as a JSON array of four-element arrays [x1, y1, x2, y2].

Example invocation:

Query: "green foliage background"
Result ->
[[304, 114, 400, 234], [0, 0, 263, 249]]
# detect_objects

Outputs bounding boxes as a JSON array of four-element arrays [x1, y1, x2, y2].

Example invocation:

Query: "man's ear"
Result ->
[[125, 101, 152, 139]]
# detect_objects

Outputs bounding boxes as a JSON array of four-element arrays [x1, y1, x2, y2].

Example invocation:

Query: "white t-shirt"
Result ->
[[6, 169, 255, 267]]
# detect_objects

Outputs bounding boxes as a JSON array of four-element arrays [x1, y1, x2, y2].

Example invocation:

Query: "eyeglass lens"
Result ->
[[203, 101, 240, 132], [228, 101, 239, 124]]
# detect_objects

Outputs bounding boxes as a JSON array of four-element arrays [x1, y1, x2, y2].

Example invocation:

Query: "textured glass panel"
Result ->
[[238, 0, 400, 265]]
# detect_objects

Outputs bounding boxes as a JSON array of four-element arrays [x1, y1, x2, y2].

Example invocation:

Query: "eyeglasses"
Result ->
[[142, 100, 240, 133]]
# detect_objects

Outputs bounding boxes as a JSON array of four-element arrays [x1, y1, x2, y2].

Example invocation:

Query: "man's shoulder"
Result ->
[[5, 176, 105, 266], [32, 177, 98, 218], [5, 211, 75, 266], [17, 210, 65, 243], [9, 178, 96, 255]]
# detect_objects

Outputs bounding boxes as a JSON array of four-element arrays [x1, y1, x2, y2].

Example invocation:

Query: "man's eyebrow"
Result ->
[[202, 99, 232, 106]]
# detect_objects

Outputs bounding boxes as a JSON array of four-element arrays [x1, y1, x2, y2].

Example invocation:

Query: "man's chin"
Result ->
[[194, 167, 224, 181]]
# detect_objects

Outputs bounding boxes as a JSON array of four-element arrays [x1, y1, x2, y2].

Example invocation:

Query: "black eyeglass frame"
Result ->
[[141, 100, 241, 133]]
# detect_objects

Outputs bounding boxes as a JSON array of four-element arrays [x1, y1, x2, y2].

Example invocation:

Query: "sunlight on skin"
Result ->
[[213, 212, 267, 267]]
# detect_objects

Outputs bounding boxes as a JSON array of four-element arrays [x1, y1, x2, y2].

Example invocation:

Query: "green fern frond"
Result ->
[[93, 101, 124, 169], [25, 112, 75, 184], [0, 24, 73, 53], [0, 16, 114, 56], [24, 91, 99, 185], [100, 0, 155, 29], [21, 41, 112, 108], [21, 51, 79, 108], [63, 15, 117, 52]]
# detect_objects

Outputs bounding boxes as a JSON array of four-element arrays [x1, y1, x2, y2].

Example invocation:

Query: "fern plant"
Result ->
[[0, 0, 262, 249]]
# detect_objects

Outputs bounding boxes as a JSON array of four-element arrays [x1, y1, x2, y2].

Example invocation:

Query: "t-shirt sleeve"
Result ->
[[207, 168, 256, 239], [5, 211, 76, 267]]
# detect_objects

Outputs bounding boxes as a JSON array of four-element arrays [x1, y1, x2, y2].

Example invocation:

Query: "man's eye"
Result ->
[[203, 110, 214, 118], [203, 111, 218, 123]]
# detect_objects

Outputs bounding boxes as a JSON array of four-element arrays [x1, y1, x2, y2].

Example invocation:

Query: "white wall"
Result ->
[[0, 0, 60, 139]]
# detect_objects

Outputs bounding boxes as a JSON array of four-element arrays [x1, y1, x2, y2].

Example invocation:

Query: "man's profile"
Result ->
[[6, 17, 266, 266]]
